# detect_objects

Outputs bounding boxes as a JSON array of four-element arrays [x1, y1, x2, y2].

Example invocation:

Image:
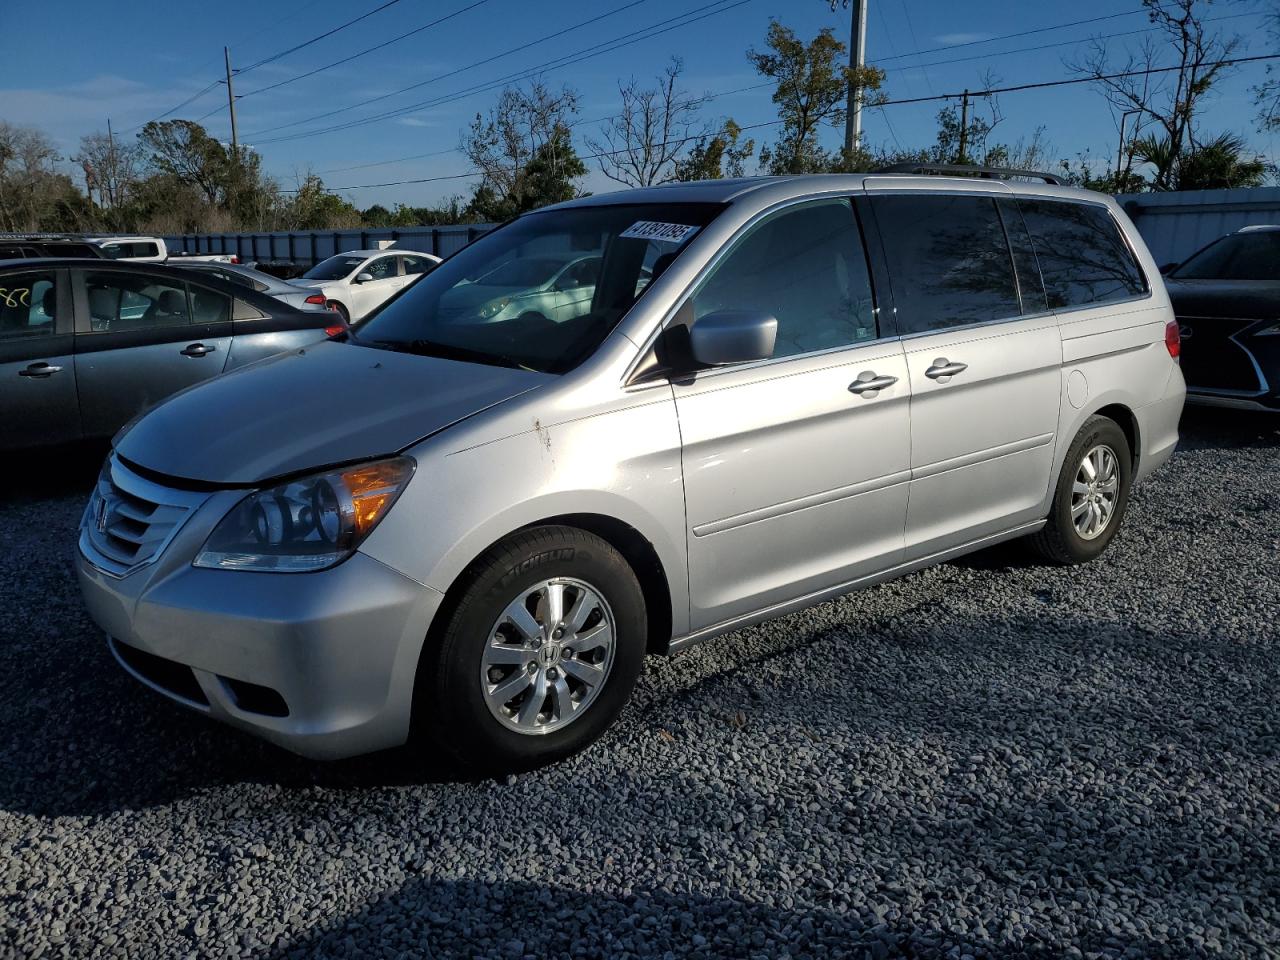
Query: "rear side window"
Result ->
[[871, 194, 1020, 335], [0, 270, 57, 338], [691, 199, 878, 358], [190, 285, 231, 323], [1017, 199, 1148, 309]]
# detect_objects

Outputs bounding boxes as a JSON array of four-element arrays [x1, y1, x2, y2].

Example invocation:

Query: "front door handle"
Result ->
[[180, 343, 216, 357], [18, 362, 62, 378], [924, 358, 968, 382], [848, 372, 899, 397]]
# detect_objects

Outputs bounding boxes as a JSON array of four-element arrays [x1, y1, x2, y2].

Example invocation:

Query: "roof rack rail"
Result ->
[[874, 162, 1064, 186]]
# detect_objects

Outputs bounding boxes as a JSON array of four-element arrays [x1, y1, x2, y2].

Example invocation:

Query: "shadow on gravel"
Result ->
[[264, 876, 1172, 960], [0, 441, 107, 501]]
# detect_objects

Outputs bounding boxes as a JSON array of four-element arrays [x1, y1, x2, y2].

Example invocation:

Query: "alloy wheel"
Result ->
[[1071, 443, 1120, 541], [480, 578, 616, 735]]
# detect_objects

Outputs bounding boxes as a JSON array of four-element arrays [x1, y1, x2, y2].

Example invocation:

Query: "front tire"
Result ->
[[416, 526, 647, 774], [1028, 415, 1132, 565]]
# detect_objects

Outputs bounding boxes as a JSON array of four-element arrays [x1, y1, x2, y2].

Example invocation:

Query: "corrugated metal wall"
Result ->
[[164, 223, 495, 267], [1116, 187, 1280, 267]]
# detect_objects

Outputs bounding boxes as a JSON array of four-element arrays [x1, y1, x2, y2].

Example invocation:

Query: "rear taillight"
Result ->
[[1165, 319, 1181, 359], [304, 294, 327, 305], [324, 324, 346, 337], [229, 256, 240, 264]]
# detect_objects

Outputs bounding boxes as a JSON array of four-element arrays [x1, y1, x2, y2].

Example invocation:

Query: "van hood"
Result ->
[[115, 339, 550, 485]]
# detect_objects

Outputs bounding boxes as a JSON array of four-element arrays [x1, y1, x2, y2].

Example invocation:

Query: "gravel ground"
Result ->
[[0, 409, 1277, 960]]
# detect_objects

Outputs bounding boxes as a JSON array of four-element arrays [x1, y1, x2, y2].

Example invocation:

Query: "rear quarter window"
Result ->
[[1017, 199, 1148, 310]]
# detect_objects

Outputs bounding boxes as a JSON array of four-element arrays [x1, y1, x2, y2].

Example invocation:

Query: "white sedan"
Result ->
[[293, 249, 441, 322]]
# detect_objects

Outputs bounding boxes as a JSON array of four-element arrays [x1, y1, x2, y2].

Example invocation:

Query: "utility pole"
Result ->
[[843, 0, 868, 156], [1117, 108, 1142, 185], [224, 46, 240, 159], [106, 117, 116, 208], [957, 89, 970, 164]]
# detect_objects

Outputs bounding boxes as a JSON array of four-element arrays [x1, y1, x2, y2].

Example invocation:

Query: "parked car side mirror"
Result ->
[[689, 310, 777, 366], [355, 272, 375, 284]]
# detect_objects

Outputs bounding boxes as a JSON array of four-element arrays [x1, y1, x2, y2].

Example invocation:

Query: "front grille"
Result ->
[[81, 457, 209, 577], [1177, 315, 1265, 393]]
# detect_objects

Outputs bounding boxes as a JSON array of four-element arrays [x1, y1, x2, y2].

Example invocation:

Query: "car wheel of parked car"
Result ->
[[1029, 415, 1132, 565], [416, 525, 647, 774], [327, 300, 349, 323]]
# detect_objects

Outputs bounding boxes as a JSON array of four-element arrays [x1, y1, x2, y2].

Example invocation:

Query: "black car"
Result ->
[[1164, 226, 1280, 412], [0, 258, 343, 451], [0, 236, 107, 260]]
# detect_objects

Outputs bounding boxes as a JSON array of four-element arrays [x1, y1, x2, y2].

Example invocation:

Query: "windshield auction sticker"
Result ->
[[619, 221, 700, 244]]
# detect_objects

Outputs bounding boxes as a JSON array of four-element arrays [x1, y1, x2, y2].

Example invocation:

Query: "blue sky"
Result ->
[[2, 0, 1276, 209]]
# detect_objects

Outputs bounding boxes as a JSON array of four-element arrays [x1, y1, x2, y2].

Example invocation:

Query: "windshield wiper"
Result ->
[[400, 338, 538, 372]]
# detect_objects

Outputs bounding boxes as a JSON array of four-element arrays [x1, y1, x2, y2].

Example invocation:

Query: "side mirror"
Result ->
[[355, 272, 375, 284], [689, 310, 777, 367]]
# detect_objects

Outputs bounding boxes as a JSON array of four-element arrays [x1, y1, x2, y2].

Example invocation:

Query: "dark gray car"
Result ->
[[0, 258, 341, 450]]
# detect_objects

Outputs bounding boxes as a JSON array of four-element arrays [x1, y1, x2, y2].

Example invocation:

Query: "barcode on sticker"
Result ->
[[619, 221, 699, 244]]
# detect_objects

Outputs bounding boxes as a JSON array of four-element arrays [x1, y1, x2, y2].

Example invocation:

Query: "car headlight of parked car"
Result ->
[[194, 457, 415, 572], [478, 297, 511, 319]]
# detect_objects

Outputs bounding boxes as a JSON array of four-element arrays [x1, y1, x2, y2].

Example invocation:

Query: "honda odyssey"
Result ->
[[76, 172, 1185, 773]]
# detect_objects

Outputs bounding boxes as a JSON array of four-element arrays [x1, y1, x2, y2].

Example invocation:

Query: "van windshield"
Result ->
[[352, 202, 724, 373]]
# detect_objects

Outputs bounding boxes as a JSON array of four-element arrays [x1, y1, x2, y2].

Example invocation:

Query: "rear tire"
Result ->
[[327, 301, 350, 324], [1028, 415, 1132, 565], [415, 526, 647, 775]]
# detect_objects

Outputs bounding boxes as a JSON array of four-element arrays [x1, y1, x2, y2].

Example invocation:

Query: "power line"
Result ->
[[236, 0, 404, 74], [244, 0, 658, 138], [238, 0, 495, 100], [251, 0, 755, 144], [295, 53, 1280, 193], [120, 0, 405, 134]]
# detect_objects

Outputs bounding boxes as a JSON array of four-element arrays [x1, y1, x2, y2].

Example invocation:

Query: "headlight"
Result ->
[[478, 297, 511, 319], [194, 457, 414, 572]]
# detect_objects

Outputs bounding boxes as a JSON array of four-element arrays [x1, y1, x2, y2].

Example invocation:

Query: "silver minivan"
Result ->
[[76, 172, 1186, 772]]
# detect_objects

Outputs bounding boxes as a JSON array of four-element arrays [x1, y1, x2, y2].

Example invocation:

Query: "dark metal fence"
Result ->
[[163, 223, 495, 268]]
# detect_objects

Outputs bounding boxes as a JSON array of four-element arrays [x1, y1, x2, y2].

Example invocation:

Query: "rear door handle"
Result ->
[[924, 358, 968, 382], [18, 362, 62, 378], [848, 372, 899, 397], [180, 343, 216, 357]]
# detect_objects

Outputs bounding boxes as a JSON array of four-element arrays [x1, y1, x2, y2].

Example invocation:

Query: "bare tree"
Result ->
[[1068, 0, 1241, 190], [0, 122, 91, 232], [586, 58, 709, 187], [76, 130, 143, 213]]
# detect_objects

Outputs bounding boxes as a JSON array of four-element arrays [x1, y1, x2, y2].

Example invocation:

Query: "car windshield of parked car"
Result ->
[[303, 255, 366, 281], [474, 258, 564, 287], [1172, 231, 1280, 281], [352, 202, 724, 373]]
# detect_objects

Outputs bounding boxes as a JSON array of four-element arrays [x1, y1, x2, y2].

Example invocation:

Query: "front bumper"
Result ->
[[76, 466, 444, 760]]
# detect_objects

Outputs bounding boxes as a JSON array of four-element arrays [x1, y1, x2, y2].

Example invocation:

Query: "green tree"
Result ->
[[748, 21, 884, 174], [138, 120, 230, 206], [284, 175, 361, 229], [674, 120, 755, 180], [0, 122, 92, 232], [463, 83, 586, 219], [1134, 132, 1269, 189]]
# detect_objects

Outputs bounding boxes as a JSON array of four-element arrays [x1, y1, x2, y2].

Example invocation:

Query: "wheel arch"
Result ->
[[1092, 402, 1141, 472], [428, 513, 677, 661]]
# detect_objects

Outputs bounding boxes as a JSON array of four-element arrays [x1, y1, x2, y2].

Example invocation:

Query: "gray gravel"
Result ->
[[1, 409, 1278, 960]]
